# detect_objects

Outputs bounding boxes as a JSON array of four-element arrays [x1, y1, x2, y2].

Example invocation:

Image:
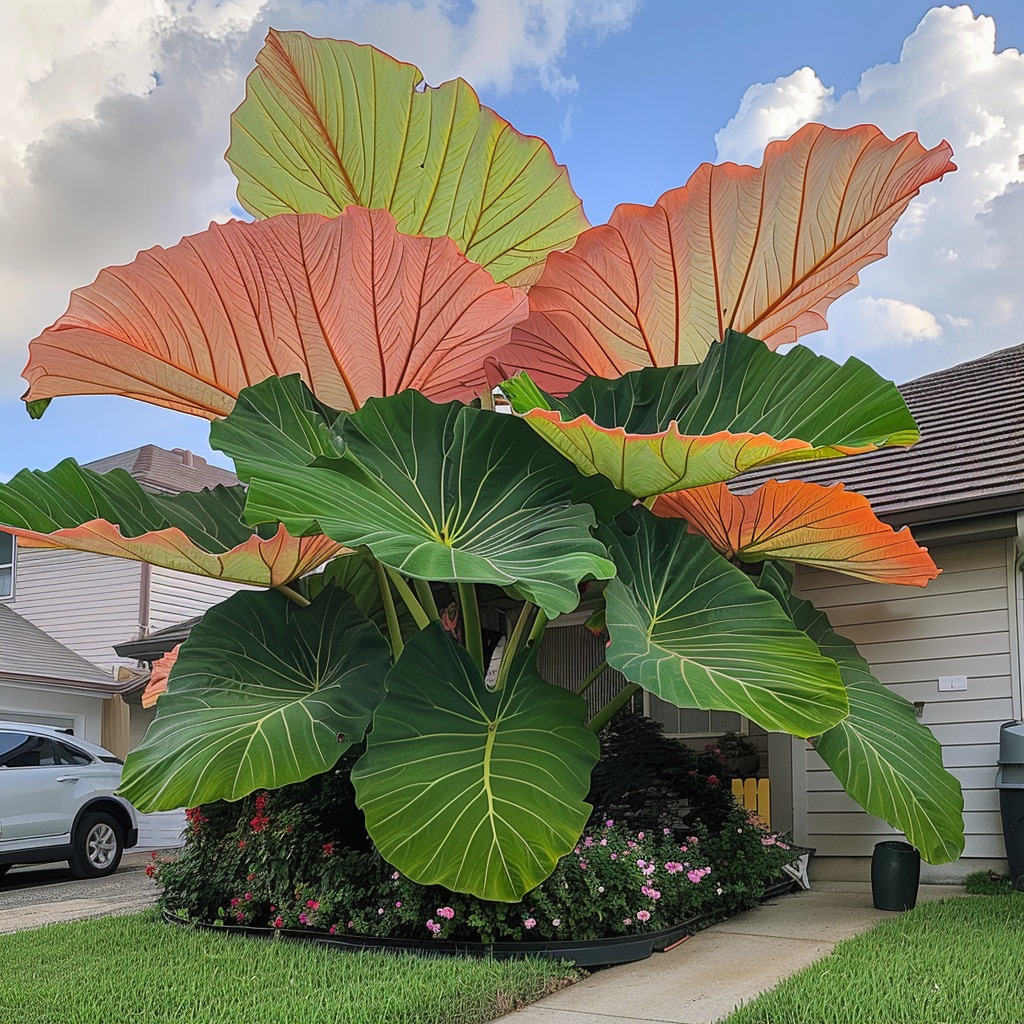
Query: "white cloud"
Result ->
[[714, 4, 1024, 382], [0, 0, 638, 398]]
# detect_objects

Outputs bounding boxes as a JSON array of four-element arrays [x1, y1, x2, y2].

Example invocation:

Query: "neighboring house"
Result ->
[[0, 446, 243, 756]]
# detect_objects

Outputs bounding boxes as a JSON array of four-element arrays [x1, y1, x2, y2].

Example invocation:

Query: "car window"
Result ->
[[53, 740, 93, 766], [0, 734, 56, 768]]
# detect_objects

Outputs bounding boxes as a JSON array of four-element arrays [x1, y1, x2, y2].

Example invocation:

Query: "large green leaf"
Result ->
[[352, 624, 598, 901], [758, 563, 964, 863], [601, 510, 848, 737], [120, 586, 391, 810], [502, 330, 918, 498], [242, 390, 620, 617], [210, 374, 346, 482], [0, 460, 342, 585], [227, 30, 589, 283]]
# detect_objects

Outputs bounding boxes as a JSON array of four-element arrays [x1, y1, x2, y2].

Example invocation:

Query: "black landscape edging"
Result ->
[[162, 878, 799, 968]]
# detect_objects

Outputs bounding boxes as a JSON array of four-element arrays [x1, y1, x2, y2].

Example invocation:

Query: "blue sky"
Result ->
[[3, 1, 1023, 476]]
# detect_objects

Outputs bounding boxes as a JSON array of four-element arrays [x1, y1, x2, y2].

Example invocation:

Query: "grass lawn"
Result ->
[[723, 894, 1024, 1024], [0, 911, 577, 1024]]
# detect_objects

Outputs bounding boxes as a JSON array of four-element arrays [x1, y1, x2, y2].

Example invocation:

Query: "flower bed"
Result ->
[[150, 721, 799, 958]]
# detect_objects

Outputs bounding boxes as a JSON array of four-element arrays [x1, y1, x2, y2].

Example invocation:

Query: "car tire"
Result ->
[[70, 812, 124, 878]]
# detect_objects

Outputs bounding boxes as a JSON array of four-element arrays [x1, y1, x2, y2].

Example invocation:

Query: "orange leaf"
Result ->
[[22, 207, 527, 418], [10, 522, 344, 587], [654, 480, 939, 586], [142, 645, 180, 709], [498, 124, 954, 393]]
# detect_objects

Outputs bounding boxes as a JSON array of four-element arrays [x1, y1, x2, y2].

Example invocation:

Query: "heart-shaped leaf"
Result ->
[[243, 390, 619, 618], [602, 510, 848, 738], [655, 479, 940, 586], [120, 586, 391, 810], [503, 330, 917, 498], [496, 123, 954, 391], [758, 563, 964, 863], [0, 460, 343, 586], [352, 623, 598, 901], [23, 208, 526, 418], [228, 30, 589, 283]]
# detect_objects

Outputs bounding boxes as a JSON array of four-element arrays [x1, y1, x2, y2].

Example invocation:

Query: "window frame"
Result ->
[[0, 533, 15, 601]]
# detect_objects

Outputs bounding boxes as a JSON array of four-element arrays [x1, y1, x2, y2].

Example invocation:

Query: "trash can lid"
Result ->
[[998, 721, 1024, 764]]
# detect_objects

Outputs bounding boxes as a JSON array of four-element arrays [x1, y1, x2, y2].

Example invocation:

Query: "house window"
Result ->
[[0, 534, 14, 601], [645, 692, 744, 738]]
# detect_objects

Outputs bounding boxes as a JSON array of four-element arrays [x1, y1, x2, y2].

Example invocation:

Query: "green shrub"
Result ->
[[964, 869, 1021, 896], [152, 717, 797, 944]]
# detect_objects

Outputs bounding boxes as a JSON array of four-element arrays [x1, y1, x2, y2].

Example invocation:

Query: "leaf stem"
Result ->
[[479, 388, 495, 412], [588, 682, 641, 733], [412, 578, 440, 623], [384, 567, 431, 630], [526, 608, 549, 647], [577, 661, 608, 696], [494, 601, 536, 691], [274, 583, 310, 607], [372, 559, 403, 659], [458, 582, 484, 672]]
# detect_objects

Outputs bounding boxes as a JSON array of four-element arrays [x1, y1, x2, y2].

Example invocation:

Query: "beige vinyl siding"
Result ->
[[6, 548, 141, 674], [147, 566, 246, 632], [793, 537, 1015, 870]]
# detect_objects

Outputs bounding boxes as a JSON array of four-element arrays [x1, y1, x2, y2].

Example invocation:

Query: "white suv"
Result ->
[[0, 722, 139, 879]]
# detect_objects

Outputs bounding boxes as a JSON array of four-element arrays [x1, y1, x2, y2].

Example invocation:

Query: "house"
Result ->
[[0, 445, 243, 756]]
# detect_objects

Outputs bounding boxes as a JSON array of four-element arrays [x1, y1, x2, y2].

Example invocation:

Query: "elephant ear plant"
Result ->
[[1, 30, 965, 902]]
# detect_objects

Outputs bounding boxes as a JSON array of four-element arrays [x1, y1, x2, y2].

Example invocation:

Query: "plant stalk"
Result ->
[[493, 601, 536, 691], [384, 567, 431, 630], [372, 559, 404, 659], [274, 583, 310, 607], [525, 608, 549, 648], [577, 661, 608, 696], [587, 682, 641, 733], [479, 387, 495, 412], [412, 577, 441, 623], [458, 582, 485, 672]]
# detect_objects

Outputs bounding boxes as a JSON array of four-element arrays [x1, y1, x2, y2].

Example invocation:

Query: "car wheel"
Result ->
[[70, 812, 124, 878]]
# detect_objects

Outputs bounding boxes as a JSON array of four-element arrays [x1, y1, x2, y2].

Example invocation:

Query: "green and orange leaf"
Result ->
[[141, 645, 179, 709], [502, 331, 918, 499], [0, 460, 344, 586], [22, 207, 526, 418], [496, 123, 954, 392], [228, 30, 590, 284], [654, 480, 939, 586]]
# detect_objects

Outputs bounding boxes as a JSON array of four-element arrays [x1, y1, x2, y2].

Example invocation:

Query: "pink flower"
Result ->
[[391, 871, 400, 880], [299, 914, 309, 925], [524, 918, 537, 929], [230, 898, 239, 908], [329, 925, 337, 935], [610, 853, 618, 860], [665, 862, 684, 874], [584, 837, 594, 848], [306, 900, 320, 910], [707, 774, 720, 786], [643, 863, 656, 876], [377, 908, 385, 915], [244, 892, 252, 901], [636, 910, 651, 922], [395, 901, 402, 908], [600, 838, 608, 846], [579, 860, 588, 870], [688, 869, 704, 884], [426, 919, 441, 936], [551, 918, 561, 927], [636, 858, 646, 868], [637, 831, 645, 840], [622, 917, 632, 925], [436, 907, 455, 920], [662, 828, 671, 835], [322, 842, 334, 856], [605, 819, 614, 827], [273, 917, 284, 929]]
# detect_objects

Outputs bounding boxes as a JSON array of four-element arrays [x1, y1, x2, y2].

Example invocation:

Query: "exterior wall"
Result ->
[[0, 678, 105, 744], [6, 548, 142, 674], [147, 566, 245, 633], [791, 535, 1019, 882]]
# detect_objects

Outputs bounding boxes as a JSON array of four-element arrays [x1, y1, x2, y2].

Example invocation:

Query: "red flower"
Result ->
[[322, 842, 334, 857]]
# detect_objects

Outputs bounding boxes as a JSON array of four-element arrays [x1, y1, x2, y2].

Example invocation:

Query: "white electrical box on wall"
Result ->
[[937, 675, 968, 692]]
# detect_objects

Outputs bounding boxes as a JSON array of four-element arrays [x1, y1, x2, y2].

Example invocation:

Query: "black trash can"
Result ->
[[871, 840, 920, 911], [996, 721, 1024, 888]]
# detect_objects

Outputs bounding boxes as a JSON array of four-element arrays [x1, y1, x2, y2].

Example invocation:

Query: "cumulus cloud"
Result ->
[[0, 0, 638, 399], [714, 4, 1024, 382]]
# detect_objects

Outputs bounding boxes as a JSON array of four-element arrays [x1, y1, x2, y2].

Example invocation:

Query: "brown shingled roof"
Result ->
[[738, 342, 1024, 526], [84, 445, 238, 494]]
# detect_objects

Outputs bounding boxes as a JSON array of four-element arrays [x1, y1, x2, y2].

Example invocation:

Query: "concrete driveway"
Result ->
[[0, 851, 158, 933]]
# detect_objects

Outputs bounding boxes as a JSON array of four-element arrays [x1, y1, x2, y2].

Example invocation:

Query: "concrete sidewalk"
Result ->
[[495, 882, 964, 1024]]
